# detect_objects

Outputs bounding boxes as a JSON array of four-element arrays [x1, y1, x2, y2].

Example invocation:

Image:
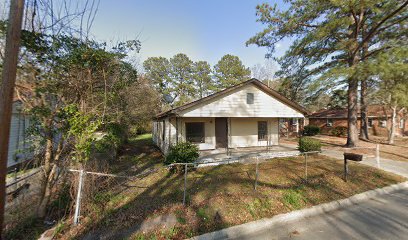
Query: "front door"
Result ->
[[215, 118, 228, 148]]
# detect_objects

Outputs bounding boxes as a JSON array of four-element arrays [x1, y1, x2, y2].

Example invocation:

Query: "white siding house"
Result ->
[[152, 79, 307, 154], [5, 101, 32, 169]]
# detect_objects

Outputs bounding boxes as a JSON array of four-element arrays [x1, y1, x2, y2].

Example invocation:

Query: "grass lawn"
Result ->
[[282, 135, 408, 162], [61, 134, 405, 240]]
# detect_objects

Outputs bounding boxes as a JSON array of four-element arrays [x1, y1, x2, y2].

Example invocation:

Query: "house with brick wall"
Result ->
[[308, 105, 407, 137]]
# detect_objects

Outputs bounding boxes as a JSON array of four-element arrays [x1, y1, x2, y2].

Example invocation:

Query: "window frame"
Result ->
[[400, 119, 405, 129], [258, 121, 268, 141], [380, 119, 387, 128], [185, 122, 205, 143], [326, 119, 333, 127], [247, 93, 254, 104], [367, 118, 373, 128]]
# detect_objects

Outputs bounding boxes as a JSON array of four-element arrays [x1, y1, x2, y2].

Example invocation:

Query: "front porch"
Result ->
[[196, 144, 300, 167]]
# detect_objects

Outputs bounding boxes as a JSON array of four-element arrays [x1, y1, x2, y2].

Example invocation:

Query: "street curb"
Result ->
[[190, 181, 408, 240]]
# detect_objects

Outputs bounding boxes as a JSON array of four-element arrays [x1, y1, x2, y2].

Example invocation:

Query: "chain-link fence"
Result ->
[[68, 150, 358, 225], [4, 168, 42, 231]]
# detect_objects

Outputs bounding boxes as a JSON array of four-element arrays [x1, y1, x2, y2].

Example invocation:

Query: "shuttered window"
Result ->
[[247, 93, 254, 104], [186, 122, 205, 143], [258, 121, 268, 141]]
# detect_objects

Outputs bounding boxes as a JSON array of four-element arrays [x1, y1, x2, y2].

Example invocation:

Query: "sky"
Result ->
[[90, 0, 290, 69]]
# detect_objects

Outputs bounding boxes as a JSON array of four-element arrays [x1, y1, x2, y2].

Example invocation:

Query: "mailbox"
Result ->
[[343, 153, 363, 181], [344, 153, 363, 162]]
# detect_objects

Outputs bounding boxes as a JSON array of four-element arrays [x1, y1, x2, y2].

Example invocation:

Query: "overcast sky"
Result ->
[[90, 0, 290, 68]]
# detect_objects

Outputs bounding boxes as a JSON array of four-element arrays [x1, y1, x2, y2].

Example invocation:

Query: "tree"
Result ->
[[213, 54, 251, 90], [12, 30, 140, 217], [251, 59, 277, 87], [143, 57, 174, 106], [193, 60, 213, 98], [371, 47, 408, 144], [170, 53, 194, 106], [247, 0, 408, 147], [327, 89, 348, 109]]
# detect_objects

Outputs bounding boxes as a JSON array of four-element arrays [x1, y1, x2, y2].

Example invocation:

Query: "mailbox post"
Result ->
[[344, 153, 363, 182]]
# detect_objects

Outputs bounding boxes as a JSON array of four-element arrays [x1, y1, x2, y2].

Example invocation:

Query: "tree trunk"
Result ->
[[346, 73, 359, 147], [37, 133, 54, 218], [360, 24, 369, 140], [388, 106, 397, 144], [360, 78, 369, 140]]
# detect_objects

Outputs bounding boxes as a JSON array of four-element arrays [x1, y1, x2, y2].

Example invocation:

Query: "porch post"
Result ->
[[175, 117, 178, 144], [227, 117, 231, 156], [296, 118, 299, 134]]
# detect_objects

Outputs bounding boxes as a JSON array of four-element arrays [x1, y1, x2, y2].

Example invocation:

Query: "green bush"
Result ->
[[298, 137, 322, 152], [331, 126, 347, 137], [165, 142, 199, 165], [302, 125, 320, 136]]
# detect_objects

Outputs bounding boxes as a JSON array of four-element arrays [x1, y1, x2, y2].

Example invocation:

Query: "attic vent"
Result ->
[[247, 93, 254, 104]]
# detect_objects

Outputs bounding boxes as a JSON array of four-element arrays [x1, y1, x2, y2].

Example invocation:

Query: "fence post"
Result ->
[[304, 153, 308, 182], [74, 170, 85, 225], [183, 163, 188, 206], [344, 158, 348, 182], [254, 156, 259, 190], [376, 144, 380, 168]]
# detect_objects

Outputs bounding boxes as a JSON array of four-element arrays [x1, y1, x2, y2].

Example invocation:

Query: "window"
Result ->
[[368, 118, 373, 128], [326, 119, 333, 127], [258, 121, 268, 141], [380, 119, 387, 128], [186, 122, 205, 143], [247, 93, 254, 104], [400, 119, 405, 129]]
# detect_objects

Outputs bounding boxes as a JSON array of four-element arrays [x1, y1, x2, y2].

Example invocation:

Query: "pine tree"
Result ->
[[248, 0, 408, 147], [213, 54, 251, 90]]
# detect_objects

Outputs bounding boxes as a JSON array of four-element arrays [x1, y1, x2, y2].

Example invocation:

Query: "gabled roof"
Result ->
[[155, 78, 308, 119], [308, 105, 402, 119]]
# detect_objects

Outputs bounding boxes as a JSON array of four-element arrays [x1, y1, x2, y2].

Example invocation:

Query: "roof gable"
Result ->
[[157, 79, 307, 118]]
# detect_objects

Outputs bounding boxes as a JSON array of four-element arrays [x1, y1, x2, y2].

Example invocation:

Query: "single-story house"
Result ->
[[308, 105, 408, 136], [152, 79, 308, 154]]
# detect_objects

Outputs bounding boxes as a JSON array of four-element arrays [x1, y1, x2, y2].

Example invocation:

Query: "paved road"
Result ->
[[235, 188, 408, 240]]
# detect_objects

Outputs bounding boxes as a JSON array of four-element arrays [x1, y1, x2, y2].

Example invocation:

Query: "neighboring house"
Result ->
[[308, 105, 408, 136], [6, 100, 32, 169], [152, 79, 308, 154]]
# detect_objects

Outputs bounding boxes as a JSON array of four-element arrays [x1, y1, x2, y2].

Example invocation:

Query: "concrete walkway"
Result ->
[[233, 188, 408, 240]]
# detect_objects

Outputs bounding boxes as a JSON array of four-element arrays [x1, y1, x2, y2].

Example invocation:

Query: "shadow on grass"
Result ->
[[73, 150, 403, 239]]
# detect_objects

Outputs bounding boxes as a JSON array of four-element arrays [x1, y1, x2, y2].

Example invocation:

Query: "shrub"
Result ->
[[165, 142, 199, 165], [331, 126, 347, 137], [298, 137, 321, 152], [302, 125, 320, 136]]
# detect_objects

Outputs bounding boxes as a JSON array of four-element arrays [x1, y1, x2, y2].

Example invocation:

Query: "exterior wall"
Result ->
[[179, 84, 304, 118], [230, 118, 279, 148], [178, 117, 216, 150], [153, 117, 281, 152], [308, 116, 407, 137], [6, 102, 32, 168], [308, 118, 349, 135]]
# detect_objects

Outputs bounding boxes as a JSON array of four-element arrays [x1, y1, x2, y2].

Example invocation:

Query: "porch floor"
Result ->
[[196, 144, 300, 167]]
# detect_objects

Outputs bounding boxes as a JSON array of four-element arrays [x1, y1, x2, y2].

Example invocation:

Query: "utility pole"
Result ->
[[0, 0, 25, 237]]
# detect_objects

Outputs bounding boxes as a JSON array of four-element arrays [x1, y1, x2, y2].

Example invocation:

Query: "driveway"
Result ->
[[234, 188, 408, 240], [281, 142, 408, 178], [320, 148, 408, 178]]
